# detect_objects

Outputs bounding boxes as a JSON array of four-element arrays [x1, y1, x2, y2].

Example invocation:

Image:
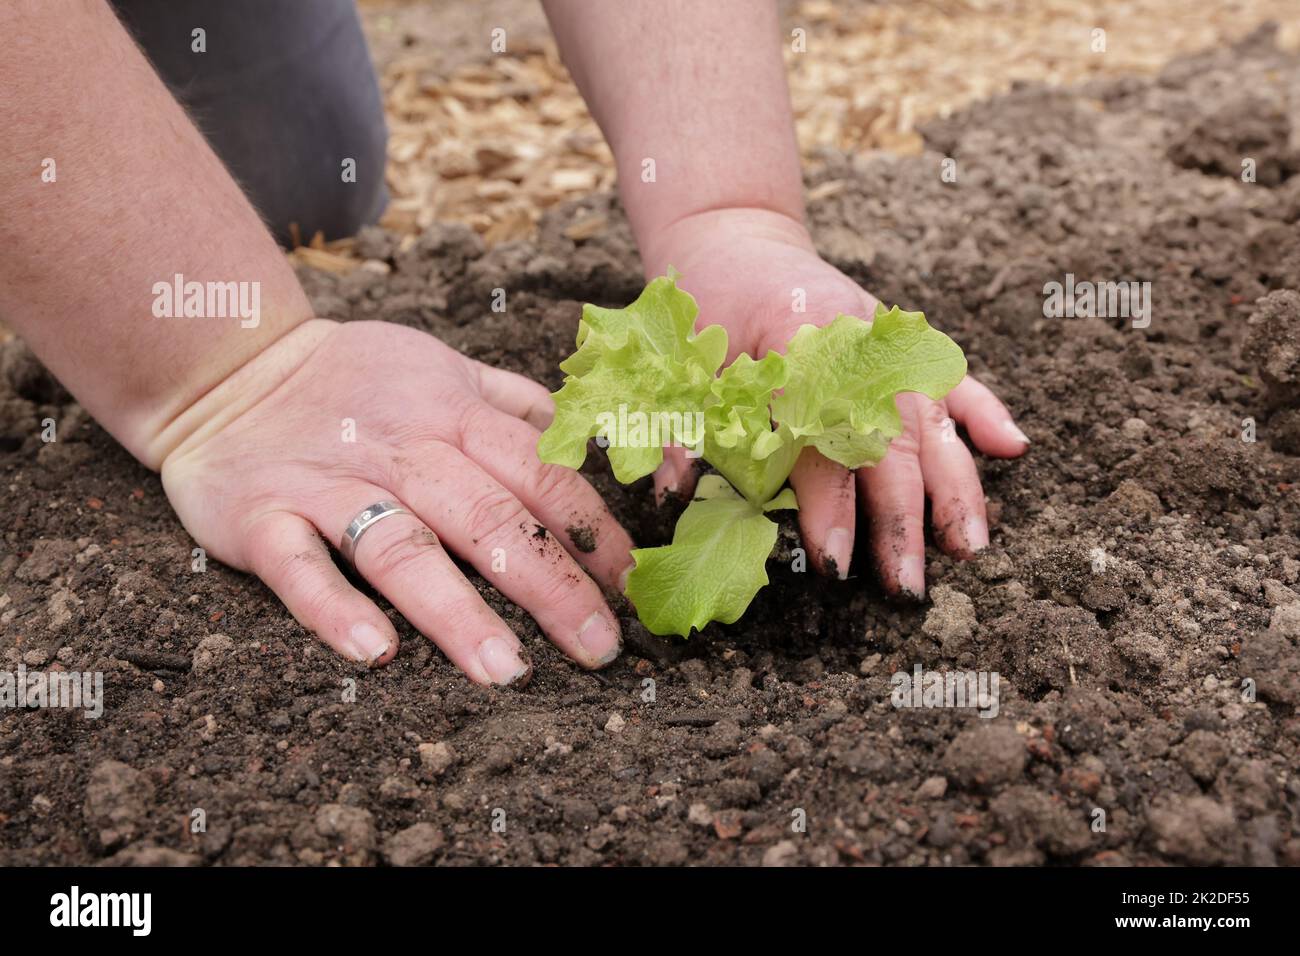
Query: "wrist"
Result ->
[[636, 206, 814, 280], [147, 317, 335, 472]]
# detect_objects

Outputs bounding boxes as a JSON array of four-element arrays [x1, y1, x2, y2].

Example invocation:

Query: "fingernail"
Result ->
[[478, 636, 531, 686], [618, 562, 634, 592], [657, 483, 678, 505], [964, 515, 989, 553], [348, 622, 393, 663], [898, 556, 926, 599], [824, 527, 853, 580], [1003, 420, 1030, 445], [578, 611, 621, 667]]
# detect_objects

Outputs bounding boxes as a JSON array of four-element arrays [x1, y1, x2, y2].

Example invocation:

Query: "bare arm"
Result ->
[[542, 0, 807, 271], [0, 0, 632, 682], [0, 0, 313, 469]]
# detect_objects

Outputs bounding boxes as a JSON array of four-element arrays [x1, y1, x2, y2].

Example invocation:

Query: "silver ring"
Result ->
[[340, 500, 411, 565]]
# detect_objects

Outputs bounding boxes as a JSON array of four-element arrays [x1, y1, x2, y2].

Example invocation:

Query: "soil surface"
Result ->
[[4, 26, 1300, 867]]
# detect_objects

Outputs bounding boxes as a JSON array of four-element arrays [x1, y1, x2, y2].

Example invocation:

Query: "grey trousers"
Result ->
[[110, 0, 389, 246]]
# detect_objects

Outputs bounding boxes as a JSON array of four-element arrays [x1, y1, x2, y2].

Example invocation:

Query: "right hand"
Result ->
[[160, 319, 633, 686]]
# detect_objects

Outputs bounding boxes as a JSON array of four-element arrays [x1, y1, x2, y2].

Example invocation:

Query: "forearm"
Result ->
[[0, 0, 314, 469], [542, 0, 807, 272]]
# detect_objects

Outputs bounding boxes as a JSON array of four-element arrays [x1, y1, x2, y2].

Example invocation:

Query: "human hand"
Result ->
[[160, 319, 633, 685], [641, 208, 1030, 598]]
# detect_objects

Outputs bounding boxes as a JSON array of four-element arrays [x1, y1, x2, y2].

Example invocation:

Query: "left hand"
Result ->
[[639, 208, 1030, 598]]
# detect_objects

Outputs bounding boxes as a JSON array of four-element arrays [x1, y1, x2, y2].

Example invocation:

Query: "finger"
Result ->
[[458, 407, 636, 590], [314, 489, 533, 687], [477, 364, 555, 431], [244, 511, 398, 666], [945, 376, 1029, 458], [858, 435, 927, 600], [789, 446, 856, 579], [918, 401, 989, 559], [394, 446, 623, 669], [652, 445, 697, 504]]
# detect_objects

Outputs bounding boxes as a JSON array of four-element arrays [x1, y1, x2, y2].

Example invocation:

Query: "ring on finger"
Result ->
[[340, 499, 411, 565]]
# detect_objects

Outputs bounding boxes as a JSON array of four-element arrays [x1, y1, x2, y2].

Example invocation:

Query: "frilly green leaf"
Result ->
[[702, 351, 795, 503], [769, 305, 967, 469], [625, 476, 780, 637], [537, 271, 727, 482]]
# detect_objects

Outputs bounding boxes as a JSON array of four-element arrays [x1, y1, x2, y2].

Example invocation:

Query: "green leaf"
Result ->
[[625, 476, 780, 637], [702, 350, 796, 503], [537, 271, 727, 482], [770, 305, 967, 469], [762, 487, 799, 512]]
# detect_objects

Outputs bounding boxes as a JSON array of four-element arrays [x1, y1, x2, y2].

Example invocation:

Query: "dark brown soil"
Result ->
[[4, 26, 1300, 867]]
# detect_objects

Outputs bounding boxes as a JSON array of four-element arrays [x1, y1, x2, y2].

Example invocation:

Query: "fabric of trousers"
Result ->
[[110, 0, 390, 246]]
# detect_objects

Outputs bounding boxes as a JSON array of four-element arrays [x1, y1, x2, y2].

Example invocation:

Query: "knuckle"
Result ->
[[272, 538, 328, 580], [438, 602, 495, 644], [861, 468, 918, 515], [270, 546, 352, 621], [529, 562, 582, 608], [298, 577, 358, 626], [455, 400, 502, 449], [366, 524, 443, 579], [524, 460, 584, 514], [888, 430, 922, 458], [954, 473, 986, 503], [918, 400, 951, 432], [462, 488, 528, 544]]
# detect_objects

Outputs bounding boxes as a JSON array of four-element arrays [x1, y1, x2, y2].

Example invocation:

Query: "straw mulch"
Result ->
[[302, 0, 1300, 269]]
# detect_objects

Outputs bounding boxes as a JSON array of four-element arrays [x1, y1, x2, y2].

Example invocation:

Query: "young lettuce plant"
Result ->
[[537, 271, 967, 637]]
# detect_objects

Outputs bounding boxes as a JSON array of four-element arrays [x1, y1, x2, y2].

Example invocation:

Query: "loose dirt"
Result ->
[[3, 26, 1300, 866]]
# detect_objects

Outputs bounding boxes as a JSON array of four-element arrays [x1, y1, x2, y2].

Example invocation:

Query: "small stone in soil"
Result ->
[[916, 776, 948, 800], [417, 741, 456, 777], [382, 822, 444, 867], [941, 723, 1027, 790], [712, 809, 744, 840], [762, 840, 799, 867]]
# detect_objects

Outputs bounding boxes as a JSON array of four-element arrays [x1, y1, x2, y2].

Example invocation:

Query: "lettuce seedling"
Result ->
[[538, 271, 967, 637]]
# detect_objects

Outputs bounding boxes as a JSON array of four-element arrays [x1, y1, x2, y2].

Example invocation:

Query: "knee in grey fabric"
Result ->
[[111, 0, 388, 245]]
